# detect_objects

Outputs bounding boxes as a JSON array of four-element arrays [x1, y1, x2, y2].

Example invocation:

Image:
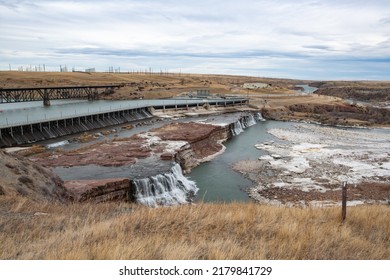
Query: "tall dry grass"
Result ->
[[0, 197, 389, 260]]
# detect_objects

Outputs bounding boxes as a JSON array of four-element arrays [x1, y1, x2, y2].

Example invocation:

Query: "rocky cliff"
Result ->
[[262, 102, 390, 126], [151, 122, 229, 173]]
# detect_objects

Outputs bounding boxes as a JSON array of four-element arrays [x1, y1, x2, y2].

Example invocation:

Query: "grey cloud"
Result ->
[[380, 15, 390, 24], [0, 0, 35, 9], [1, 0, 390, 80], [53, 47, 311, 60], [303, 45, 335, 51]]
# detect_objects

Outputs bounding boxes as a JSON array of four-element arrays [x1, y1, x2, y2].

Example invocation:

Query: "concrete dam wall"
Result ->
[[0, 107, 152, 147], [0, 98, 248, 147]]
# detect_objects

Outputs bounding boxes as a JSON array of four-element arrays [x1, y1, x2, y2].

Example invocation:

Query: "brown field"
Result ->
[[0, 71, 300, 99], [0, 196, 389, 260]]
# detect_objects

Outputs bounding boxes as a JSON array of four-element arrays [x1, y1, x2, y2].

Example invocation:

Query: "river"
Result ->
[[190, 120, 296, 202], [295, 84, 318, 94]]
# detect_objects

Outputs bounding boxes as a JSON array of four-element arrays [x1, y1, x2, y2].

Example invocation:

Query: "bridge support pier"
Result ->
[[43, 89, 51, 106], [87, 93, 96, 101]]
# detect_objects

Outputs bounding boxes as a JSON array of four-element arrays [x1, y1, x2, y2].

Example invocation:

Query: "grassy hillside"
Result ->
[[0, 150, 67, 201], [0, 197, 389, 260]]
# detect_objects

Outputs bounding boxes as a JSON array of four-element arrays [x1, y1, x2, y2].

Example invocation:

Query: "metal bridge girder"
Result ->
[[0, 85, 122, 104]]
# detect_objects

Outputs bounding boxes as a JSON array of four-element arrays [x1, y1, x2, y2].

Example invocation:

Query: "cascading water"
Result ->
[[243, 114, 256, 127], [231, 113, 262, 136], [132, 163, 198, 207], [254, 112, 266, 121], [231, 120, 244, 136]]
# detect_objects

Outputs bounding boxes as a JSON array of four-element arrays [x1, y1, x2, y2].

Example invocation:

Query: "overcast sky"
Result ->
[[0, 0, 389, 80]]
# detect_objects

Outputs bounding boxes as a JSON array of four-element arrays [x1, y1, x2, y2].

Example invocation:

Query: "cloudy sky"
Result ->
[[0, 0, 389, 80]]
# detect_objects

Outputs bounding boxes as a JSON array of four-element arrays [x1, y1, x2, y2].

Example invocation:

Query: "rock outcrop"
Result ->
[[64, 178, 130, 202], [262, 102, 390, 126], [315, 86, 390, 103], [151, 122, 229, 172], [0, 150, 68, 201]]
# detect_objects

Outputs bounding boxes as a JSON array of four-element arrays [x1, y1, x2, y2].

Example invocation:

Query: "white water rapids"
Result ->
[[132, 163, 198, 207]]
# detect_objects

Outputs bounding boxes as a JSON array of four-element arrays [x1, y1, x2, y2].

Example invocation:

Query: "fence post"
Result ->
[[342, 181, 348, 222]]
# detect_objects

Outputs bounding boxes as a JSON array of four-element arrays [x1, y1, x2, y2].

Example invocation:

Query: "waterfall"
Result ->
[[243, 114, 256, 127], [254, 112, 266, 121], [231, 112, 266, 136], [132, 163, 198, 207], [231, 120, 244, 136]]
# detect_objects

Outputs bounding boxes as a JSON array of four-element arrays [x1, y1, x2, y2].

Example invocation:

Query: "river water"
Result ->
[[190, 84, 316, 202], [295, 84, 318, 94], [190, 120, 296, 202]]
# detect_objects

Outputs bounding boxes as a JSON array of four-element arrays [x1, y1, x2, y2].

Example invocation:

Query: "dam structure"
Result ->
[[0, 97, 248, 147]]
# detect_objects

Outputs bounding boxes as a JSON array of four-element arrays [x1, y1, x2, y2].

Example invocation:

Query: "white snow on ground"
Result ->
[[268, 156, 310, 174], [194, 119, 230, 127], [138, 132, 188, 153], [164, 141, 190, 153]]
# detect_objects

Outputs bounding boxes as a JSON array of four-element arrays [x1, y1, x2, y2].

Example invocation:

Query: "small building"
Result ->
[[243, 83, 270, 89]]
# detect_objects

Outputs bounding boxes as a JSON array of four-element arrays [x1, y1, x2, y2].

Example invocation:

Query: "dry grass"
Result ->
[[0, 71, 297, 99], [15, 145, 47, 157], [0, 197, 389, 260]]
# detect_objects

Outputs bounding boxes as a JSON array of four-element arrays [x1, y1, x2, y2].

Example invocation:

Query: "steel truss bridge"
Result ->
[[0, 85, 123, 106]]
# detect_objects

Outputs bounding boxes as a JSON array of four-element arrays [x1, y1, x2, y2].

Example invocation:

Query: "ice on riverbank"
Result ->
[[246, 123, 390, 206]]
